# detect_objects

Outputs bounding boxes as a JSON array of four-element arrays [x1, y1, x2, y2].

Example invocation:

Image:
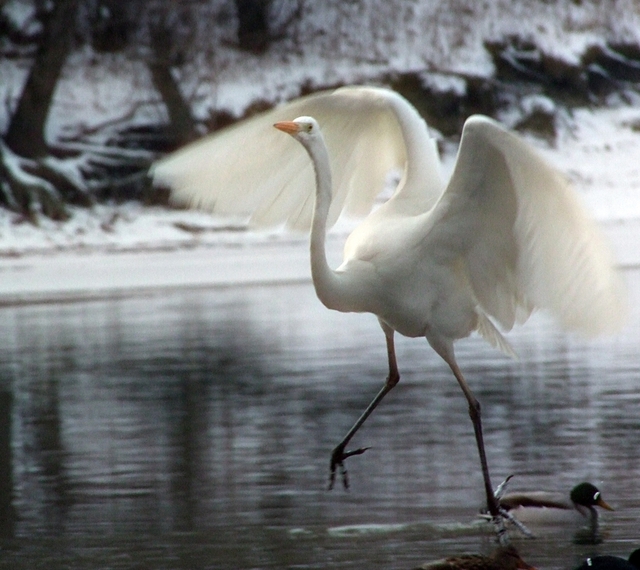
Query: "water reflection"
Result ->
[[0, 270, 638, 569]]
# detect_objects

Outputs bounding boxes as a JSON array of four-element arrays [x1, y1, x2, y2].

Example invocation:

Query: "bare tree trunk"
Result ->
[[4, 0, 81, 158], [235, 0, 270, 52], [148, 20, 199, 148]]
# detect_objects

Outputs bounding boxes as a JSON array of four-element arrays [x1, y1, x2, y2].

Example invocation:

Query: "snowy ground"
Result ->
[[0, 103, 639, 304], [2, 1, 640, 308]]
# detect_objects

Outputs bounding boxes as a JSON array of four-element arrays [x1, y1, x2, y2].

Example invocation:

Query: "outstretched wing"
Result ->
[[151, 86, 441, 231], [424, 115, 625, 336], [499, 492, 571, 511]]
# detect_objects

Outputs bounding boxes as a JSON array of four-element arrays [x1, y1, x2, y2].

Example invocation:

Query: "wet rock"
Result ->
[[513, 95, 558, 141], [583, 43, 640, 96], [388, 72, 464, 135], [486, 36, 640, 104], [387, 71, 500, 136], [485, 36, 589, 101]]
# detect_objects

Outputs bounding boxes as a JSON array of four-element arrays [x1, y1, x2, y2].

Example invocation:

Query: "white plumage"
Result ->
[[150, 85, 625, 535], [151, 86, 436, 230], [152, 86, 623, 341]]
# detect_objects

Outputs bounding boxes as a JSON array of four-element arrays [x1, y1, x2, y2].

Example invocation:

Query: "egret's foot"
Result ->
[[500, 508, 535, 538], [492, 512, 510, 546], [493, 474, 515, 500], [478, 508, 535, 540], [480, 475, 535, 540], [328, 444, 370, 490]]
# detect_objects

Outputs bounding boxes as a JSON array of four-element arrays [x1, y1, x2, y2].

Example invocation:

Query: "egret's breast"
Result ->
[[341, 214, 479, 341], [369, 256, 479, 341]]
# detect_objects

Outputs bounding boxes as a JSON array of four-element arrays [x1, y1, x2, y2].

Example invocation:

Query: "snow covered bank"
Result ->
[[0, 240, 311, 305], [0, 103, 639, 305], [0, 217, 637, 307]]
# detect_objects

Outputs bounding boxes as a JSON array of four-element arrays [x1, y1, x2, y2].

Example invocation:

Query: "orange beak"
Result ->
[[274, 121, 299, 134], [596, 496, 615, 511]]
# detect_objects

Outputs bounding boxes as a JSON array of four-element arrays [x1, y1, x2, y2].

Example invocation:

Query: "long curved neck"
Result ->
[[386, 91, 444, 210], [301, 136, 348, 311]]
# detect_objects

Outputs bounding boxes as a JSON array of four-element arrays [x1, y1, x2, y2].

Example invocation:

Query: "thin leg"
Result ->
[[329, 324, 399, 490], [439, 348, 508, 544]]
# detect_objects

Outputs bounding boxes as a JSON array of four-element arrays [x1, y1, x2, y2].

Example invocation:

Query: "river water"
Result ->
[[0, 266, 638, 569]]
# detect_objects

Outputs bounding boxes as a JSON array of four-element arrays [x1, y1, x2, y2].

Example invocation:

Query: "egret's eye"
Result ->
[[306, 124, 313, 133]]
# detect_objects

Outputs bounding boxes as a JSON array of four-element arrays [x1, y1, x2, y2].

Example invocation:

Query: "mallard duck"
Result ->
[[495, 481, 613, 543], [415, 545, 536, 570], [574, 547, 640, 570], [499, 482, 614, 524]]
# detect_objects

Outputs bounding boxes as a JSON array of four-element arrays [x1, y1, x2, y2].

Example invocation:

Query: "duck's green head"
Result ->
[[628, 548, 640, 569], [570, 482, 614, 510]]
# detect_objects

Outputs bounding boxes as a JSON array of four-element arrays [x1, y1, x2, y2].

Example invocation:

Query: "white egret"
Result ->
[[151, 86, 624, 537]]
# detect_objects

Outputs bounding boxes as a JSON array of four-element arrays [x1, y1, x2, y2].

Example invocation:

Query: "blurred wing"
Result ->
[[151, 86, 434, 231], [500, 492, 571, 511], [425, 115, 625, 336]]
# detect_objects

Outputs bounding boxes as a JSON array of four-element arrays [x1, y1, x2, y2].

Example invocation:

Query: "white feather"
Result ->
[[151, 86, 441, 231], [431, 116, 625, 336], [151, 88, 625, 340], [150, 85, 627, 516]]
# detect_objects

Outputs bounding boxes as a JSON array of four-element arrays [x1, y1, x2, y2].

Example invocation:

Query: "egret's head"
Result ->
[[273, 116, 321, 141]]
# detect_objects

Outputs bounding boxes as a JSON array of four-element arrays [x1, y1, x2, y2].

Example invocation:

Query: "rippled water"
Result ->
[[0, 268, 638, 569]]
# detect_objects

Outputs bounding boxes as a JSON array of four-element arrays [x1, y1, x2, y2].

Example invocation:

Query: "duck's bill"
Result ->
[[596, 497, 614, 511]]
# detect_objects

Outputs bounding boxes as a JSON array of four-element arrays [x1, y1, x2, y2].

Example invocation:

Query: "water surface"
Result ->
[[0, 269, 638, 569]]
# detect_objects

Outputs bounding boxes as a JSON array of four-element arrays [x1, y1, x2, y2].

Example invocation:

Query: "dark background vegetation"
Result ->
[[1, 0, 639, 223]]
